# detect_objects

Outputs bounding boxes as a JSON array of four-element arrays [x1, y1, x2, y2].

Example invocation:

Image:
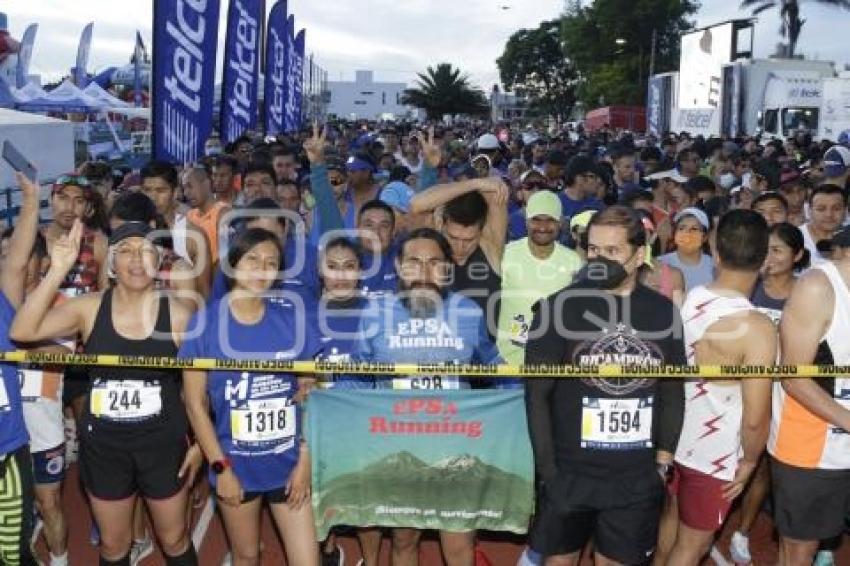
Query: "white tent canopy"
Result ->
[[17, 80, 105, 113], [83, 82, 130, 108], [13, 81, 48, 103]]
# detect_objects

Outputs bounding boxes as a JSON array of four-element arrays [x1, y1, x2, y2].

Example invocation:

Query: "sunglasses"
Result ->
[[55, 174, 91, 188]]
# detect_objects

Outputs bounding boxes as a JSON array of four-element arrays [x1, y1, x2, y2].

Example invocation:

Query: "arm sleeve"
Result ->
[[523, 298, 561, 481], [654, 309, 686, 454], [417, 164, 438, 192], [310, 163, 345, 236]]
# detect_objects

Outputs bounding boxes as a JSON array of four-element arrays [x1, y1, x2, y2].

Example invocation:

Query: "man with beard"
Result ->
[[354, 227, 505, 566], [498, 191, 583, 365], [524, 205, 686, 566]]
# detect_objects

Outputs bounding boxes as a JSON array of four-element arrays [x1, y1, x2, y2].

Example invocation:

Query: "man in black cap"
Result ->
[[543, 149, 569, 192], [560, 155, 605, 221]]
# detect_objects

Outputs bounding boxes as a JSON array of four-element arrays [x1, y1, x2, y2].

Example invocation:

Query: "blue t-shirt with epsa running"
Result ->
[[179, 297, 322, 493], [0, 291, 29, 456], [353, 292, 502, 390], [317, 295, 374, 389]]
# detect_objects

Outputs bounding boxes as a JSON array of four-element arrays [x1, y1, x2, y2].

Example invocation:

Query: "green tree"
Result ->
[[496, 20, 579, 119], [401, 63, 489, 119], [561, 0, 699, 108], [741, 0, 850, 58]]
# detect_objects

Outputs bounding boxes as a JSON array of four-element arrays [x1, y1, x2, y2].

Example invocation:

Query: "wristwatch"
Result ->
[[211, 458, 231, 475]]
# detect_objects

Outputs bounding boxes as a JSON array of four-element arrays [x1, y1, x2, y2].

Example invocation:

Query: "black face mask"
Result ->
[[577, 255, 630, 290]]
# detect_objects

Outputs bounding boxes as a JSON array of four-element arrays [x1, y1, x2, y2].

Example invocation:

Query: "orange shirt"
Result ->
[[187, 201, 228, 264]]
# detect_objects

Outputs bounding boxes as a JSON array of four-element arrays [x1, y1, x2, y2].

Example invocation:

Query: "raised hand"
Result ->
[[50, 218, 83, 277], [16, 172, 39, 204], [476, 176, 509, 206], [304, 120, 327, 165], [421, 126, 443, 169]]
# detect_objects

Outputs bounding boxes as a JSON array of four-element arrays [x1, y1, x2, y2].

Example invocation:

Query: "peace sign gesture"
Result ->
[[304, 120, 327, 165], [421, 125, 443, 169]]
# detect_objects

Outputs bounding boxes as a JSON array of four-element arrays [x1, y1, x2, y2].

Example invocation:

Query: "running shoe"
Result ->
[[321, 544, 345, 566], [729, 530, 752, 564], [814, 550, 836, 566], [130, 536, 154, 565]]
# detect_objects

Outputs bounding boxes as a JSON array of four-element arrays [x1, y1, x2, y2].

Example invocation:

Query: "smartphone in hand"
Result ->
[[2, 140, 37, 182]]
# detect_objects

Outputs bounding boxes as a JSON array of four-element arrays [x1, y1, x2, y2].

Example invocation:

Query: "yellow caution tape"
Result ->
[[0, 350, 846, 378]]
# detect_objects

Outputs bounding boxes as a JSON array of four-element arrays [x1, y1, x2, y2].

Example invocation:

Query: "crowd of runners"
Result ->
[[1, 120, 850, 566]]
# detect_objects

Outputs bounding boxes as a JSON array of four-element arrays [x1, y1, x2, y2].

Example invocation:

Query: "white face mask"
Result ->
[[719, 173, 736, 189]]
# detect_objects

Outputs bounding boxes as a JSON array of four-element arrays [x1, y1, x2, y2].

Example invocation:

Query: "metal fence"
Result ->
[[1, 179, 56, 228]]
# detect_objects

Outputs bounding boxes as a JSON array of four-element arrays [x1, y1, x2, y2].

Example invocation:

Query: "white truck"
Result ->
[[649, 58, 850, 141], [819, 75, 850, 142]]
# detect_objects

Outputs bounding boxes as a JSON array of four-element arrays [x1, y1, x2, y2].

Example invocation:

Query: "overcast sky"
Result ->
[[2, 0, 849, 89]]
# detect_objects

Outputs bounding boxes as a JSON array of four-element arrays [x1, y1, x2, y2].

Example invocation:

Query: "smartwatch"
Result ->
[[657, 462, 674, 483], [211, 458, 231, 475]]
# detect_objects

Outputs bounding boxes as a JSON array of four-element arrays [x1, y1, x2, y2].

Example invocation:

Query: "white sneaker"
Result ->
[[130, 536, 154, 566], [729, 531, 751, 564]]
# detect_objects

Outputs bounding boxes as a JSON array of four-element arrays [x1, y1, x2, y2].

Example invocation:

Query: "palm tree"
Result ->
[[741, 0, 850, 58], [401, 63, 490, 119]]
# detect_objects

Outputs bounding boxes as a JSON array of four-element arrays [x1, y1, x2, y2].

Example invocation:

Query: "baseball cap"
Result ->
[[470, 153, 492, 167], [646, 169, 688, 184], [379, 181, 414, 214], [525, 190, 562, 220], [109, 221, 153, 246], [477, 133, 500, 150], [519, 169, 545, 184], [346, 155, 375, 173], [570, 210, 597, 231], [837, 130, 850, 147], [52, 173, 93, 197], [824, 146, 850, 178], [674, 207, 710, 231]]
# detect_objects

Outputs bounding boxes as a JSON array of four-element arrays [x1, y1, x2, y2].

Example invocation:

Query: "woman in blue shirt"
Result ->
[[317, 236, 374, 389], [181, 228, 321, 566]]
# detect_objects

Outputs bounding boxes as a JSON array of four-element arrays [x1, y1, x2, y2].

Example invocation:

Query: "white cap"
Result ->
[[477, 133, 500, 150], [674, 207, 710, 231], [646, 169, 688, 184]]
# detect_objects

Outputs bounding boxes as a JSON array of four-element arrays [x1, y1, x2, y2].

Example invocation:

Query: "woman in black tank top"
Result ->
[[11, 221, 201, 566]]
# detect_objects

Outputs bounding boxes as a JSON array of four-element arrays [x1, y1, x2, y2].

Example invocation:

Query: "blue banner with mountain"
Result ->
[[308, 389, 534, 539]]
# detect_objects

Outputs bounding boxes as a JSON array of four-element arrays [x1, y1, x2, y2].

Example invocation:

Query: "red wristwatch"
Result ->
[[211, 458, 232, 475]]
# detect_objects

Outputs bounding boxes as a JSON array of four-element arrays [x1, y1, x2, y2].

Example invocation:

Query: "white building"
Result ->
[[490, 87, 528, 122], [327, 70, 414, 120]]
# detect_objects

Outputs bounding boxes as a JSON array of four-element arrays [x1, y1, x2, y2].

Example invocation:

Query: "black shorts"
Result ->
[[62, 366, 89, 406], [80, 419, 188, 501], [31, 444, 65, 485], [529, 472, 663, 564], [771, 457, 850, 541], [241, 486, 287, 504]]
